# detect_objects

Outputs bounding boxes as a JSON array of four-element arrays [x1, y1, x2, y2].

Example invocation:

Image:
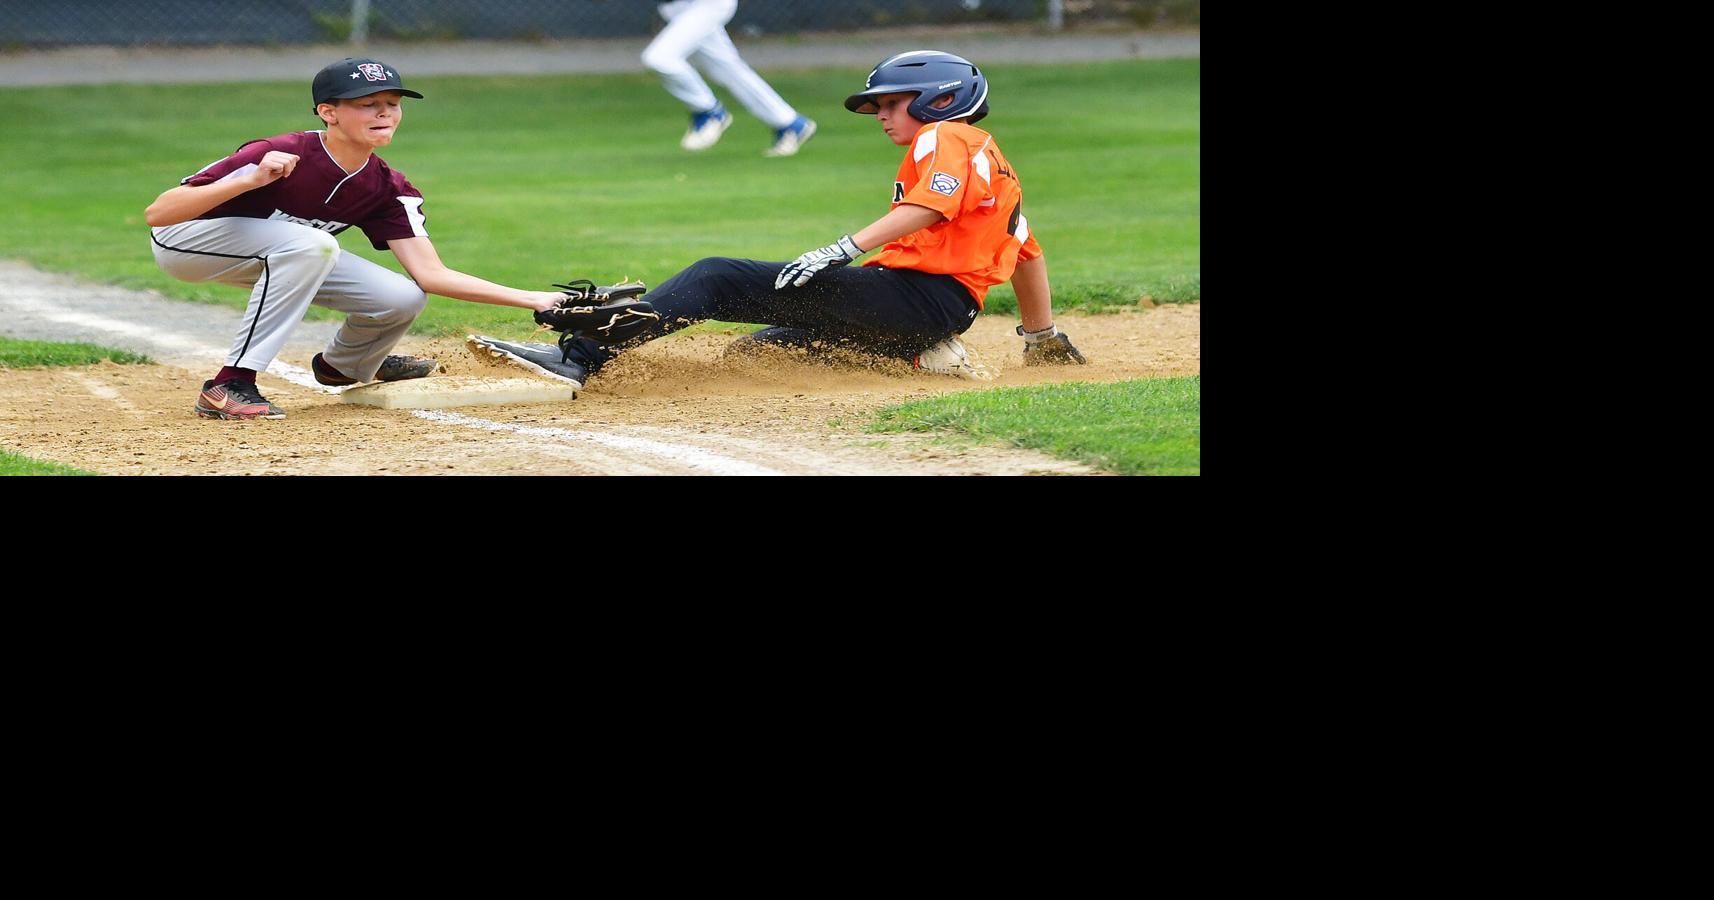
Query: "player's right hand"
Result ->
[[251, 151, 300, 186], [776, 235, 864, 289], [1023, 331, 1088, 366], [526, 291, 565, 313]]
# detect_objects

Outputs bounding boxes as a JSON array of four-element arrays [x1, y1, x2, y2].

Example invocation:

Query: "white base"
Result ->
[[340, 376, 576, 409]]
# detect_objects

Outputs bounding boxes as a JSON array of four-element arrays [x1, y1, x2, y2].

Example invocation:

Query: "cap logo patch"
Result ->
[[358, 63, 388, 82]]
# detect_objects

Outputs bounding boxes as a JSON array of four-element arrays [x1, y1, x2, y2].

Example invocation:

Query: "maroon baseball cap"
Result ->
[[312, 57, 425, 108]]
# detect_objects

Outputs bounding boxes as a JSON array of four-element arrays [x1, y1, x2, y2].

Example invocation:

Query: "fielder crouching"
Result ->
[[145, 57, 569, 421]]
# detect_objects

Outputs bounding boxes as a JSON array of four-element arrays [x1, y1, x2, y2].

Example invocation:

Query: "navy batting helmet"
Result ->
[[845, 51, 989, 125]]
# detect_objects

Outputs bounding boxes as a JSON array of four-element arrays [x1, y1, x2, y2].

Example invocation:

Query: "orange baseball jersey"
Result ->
[[864, 120, 1042, 307]]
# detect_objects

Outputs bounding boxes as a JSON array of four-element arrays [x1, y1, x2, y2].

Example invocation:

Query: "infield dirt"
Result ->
[[0, 304, 1198, 475]]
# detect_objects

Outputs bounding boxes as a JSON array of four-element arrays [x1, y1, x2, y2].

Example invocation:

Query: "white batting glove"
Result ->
[[776, 235, 864, 289]]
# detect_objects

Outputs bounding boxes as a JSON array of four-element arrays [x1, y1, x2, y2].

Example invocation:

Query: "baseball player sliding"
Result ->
[[143, 57, 574, 421], [471, 51, 1088, 389], [644, 0, 817, 156]]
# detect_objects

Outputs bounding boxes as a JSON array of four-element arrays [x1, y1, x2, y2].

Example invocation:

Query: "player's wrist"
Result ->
[[836, 234, 864, 259], [1018, 323, 1059, 344]]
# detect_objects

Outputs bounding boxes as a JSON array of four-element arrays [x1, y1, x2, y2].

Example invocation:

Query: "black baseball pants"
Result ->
[[562, 257, 979, 375]]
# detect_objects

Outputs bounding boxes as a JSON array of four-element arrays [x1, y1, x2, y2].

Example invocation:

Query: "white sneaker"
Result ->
[[681, 106, 732, 151], [913, 336, 995, 381], [764, 117, 817, 157]]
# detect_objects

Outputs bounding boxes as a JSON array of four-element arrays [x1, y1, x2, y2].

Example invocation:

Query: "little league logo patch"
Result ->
[[358, 63, 389, 82], [930, 172, 962, 197]]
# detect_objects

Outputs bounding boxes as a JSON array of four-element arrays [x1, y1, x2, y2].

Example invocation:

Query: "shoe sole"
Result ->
[[765, 120, 817, 157], [376, 363, 436, 382], [913, 345, 996, 381], [195, 403, 285, 420], [466, 335, 584, 391], [682, 117, 733, 151], [313, 370, 432, 386], [313, 361, 436, 386], [914, 365, 996, 381]]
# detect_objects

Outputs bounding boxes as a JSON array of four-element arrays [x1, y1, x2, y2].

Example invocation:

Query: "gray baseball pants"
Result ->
[[150, 217, 427, 380]]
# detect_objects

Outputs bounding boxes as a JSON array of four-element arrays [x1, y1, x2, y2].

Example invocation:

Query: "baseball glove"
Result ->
[[535, 279, 660, 344]]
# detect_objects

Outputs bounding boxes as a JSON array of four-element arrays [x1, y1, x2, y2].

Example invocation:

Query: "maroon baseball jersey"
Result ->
[[181, 131, 427, 251]]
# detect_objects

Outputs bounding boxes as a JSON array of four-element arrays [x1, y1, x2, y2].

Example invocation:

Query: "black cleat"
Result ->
[[312, 352, 438, 386], [466, 335, 588, 390]]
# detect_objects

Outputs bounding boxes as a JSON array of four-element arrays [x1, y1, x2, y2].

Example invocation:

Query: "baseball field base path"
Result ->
[[340, 377, 577, 409], [1, 260, 1199, 475]]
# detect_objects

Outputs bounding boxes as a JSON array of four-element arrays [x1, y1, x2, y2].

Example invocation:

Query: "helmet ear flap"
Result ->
[[847, 51, 989, 123], [910, 91, 960, 123]]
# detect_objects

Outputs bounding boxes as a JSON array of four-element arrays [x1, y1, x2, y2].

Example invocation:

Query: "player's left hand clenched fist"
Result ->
[[776, 235, 865, 289], [251, 151, 301, 186]]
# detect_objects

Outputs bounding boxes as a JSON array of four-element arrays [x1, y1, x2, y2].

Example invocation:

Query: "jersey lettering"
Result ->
[[180, 131, 426, 250], [893, 181, 906, 203], [269, 209, 348, 233]]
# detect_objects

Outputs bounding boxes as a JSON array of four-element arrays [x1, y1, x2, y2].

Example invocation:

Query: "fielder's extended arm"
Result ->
[[389, 237, 563, 311]]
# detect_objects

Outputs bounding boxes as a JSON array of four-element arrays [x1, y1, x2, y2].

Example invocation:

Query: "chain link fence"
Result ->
[[2, 1, 1198, 49]]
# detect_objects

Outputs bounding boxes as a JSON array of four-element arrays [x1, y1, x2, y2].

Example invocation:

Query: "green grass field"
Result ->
[[872, 377, 1200, 475], [0, 337, 144, 476], [0, 450, 97, 476], [0, 336, 151, 368], [0, 59, 1199, 339]]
